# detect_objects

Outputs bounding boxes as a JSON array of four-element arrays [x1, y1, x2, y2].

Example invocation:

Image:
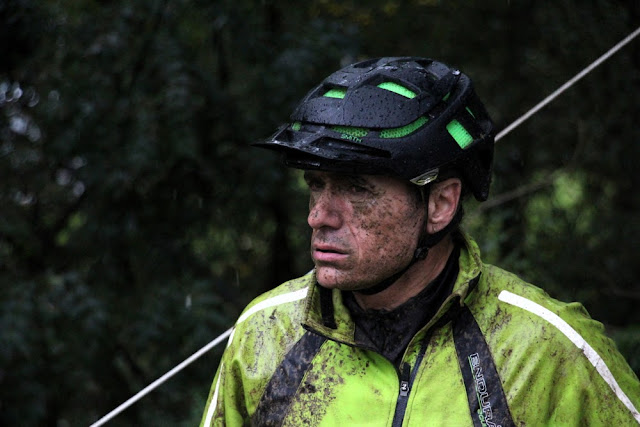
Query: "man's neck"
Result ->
[[353, 236, 455, 311]]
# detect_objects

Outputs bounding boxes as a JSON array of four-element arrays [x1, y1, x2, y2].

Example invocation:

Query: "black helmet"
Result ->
[[255, 57, 494, 201]]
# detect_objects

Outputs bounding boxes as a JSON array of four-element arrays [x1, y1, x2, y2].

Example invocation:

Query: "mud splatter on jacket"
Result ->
[[201, 233, 640, 426]]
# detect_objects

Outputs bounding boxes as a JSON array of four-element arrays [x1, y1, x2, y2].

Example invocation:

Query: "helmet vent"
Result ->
[[377, 82, 417, 99], [323, 87, 347, 99], [447, 120, 474, 149], [380, 116, 428, 139]]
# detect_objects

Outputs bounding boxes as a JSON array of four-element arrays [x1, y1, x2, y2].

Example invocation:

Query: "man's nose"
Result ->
[[308, 190, 343, 230]]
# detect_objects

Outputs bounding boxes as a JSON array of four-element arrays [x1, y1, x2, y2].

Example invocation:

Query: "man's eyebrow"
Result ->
[[302, 171, 317, 181], [344, 175, 373, 187]]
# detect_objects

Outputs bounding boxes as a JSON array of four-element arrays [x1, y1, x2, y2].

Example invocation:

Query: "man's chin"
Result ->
[[315, 267, 371, 291], [315, 267, 347, 290]]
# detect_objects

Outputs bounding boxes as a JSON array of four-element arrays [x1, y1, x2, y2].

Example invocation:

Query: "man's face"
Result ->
[[304, 170, 425, 291]]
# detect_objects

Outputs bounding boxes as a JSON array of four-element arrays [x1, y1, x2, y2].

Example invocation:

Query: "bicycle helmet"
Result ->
[[255, 56, 495, 201]]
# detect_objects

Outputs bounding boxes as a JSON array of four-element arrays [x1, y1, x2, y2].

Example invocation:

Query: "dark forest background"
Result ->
[[1, 0, 639, 425]]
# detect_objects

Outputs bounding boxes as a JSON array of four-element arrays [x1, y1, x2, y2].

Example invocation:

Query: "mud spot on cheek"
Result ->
[[352, 196, 393, 231]]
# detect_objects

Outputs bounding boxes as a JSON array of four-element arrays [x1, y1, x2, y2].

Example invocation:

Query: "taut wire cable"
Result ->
[[495, 25, 640, 142], [90, 25, 640, 426], [89, 328, 233, 427]]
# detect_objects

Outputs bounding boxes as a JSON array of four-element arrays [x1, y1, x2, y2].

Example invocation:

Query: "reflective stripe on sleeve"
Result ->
[[498, 290, 640, 424]]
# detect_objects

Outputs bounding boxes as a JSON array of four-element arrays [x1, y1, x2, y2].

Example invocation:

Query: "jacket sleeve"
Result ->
[[547, 303, 640, 425], [496, 289, 640, 425]]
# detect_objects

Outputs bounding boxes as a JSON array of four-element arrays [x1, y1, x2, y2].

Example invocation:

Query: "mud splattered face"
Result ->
[[304, 170, 425, 291]]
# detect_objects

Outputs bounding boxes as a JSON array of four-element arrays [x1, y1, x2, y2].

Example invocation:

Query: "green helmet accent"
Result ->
[[323, 88, 347, 99], [447, 120, 474, 149], [377, 81, 417, 98], [331, 126, 368, 138], [381, 116, 428, 139]]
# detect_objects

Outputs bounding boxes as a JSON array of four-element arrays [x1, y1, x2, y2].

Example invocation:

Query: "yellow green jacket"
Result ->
[[201, 234, 640, 426]]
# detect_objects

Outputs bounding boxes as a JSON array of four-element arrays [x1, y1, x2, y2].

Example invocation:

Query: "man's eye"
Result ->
[[305, 179, 323, 191], [350, 185, 368, 194]]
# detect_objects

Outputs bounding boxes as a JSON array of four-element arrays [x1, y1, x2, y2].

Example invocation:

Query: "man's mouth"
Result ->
[[312, 244, 348, 262]]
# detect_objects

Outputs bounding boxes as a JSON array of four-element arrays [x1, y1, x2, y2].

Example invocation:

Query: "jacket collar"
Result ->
[[302, 231, 484, 345]]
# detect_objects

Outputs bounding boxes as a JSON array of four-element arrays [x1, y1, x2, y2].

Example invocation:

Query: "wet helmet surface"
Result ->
[[255, 57, 495, 201]]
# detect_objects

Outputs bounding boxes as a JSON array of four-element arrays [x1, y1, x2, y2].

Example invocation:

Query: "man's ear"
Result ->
[[427, 178, 462, 234]]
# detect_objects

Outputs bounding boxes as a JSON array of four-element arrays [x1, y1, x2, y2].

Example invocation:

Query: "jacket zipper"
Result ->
[[391, 364, 412, 427], [390, 334, 431, 427]]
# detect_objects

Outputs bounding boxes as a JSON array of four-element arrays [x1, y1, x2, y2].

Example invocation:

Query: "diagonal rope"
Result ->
[[89, 25, 640, 427], [89, 328, 233, 427], [495, 25, 640, 142]]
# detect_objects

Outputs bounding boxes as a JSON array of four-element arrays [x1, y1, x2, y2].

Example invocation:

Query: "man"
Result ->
[[201, 57, 640, 426]]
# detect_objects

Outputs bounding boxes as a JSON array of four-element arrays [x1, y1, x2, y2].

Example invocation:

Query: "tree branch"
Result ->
[[471, 170, 559, 215]]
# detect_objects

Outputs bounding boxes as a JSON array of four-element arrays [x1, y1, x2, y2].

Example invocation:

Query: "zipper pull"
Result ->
[[399, 362, 411, 397], [399, 380, 410, 397]]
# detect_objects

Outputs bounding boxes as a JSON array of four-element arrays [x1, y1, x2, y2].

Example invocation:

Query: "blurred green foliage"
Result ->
[[1, 0, 638, 425]]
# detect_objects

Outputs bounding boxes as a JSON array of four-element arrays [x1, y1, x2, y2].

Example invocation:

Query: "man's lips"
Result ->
[[311, 244, 349, 263]]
